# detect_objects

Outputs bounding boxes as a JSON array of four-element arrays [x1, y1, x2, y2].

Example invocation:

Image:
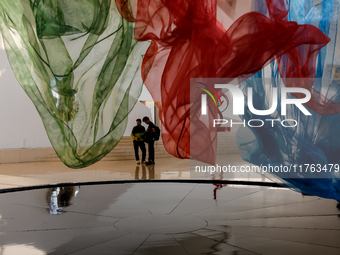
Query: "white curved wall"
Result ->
[[0, 41, 51, 149]]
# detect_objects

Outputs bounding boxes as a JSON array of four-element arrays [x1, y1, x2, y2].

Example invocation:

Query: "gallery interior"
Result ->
[[0, 0, 340, 254]]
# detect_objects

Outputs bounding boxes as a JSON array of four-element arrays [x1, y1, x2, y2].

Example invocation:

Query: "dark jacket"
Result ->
[[131, 125, 145, 141], [144, 122, 156, 143]]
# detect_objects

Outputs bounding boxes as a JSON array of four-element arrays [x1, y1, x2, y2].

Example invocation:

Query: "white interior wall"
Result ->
[[0, 40, 51, 149]]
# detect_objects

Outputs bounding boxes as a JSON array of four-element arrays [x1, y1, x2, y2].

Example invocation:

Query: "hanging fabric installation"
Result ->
[[1, 0, 340, 204], [116, 0, 340, 200], [0, 0, 148, 168], [116, 0, 330, 165], [236, 0, 340, 200]]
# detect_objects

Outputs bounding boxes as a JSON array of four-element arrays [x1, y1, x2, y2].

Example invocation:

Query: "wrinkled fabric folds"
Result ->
[[0, 0, 148, 168], [116, 0, 330, 163]]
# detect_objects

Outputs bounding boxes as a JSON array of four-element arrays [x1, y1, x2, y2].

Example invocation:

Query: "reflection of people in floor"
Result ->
[[131, 119, 146, 164], [47, 186, 80, 215], [146, 164, 155, 179], [135, 164, 155, 180], [142, 116, 156, 165]]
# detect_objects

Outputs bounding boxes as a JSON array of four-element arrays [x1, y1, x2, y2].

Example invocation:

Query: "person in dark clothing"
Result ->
[[142, 116, 156, 165], [131, 119, 146, 164]]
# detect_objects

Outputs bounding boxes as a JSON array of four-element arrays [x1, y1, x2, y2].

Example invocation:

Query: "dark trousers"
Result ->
[[133, 141, 146, 161], [148, 140, 155, 162]]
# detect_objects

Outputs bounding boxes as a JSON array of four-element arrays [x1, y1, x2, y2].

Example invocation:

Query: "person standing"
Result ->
[[142, 116, 156, 165], [131, 119, 146, 164]]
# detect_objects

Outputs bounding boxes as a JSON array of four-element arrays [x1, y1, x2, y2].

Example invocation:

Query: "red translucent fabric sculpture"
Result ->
[[116, 0, 329, 164]]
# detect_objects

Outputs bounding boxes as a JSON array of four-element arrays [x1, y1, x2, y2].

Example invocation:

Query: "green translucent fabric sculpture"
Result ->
[[0, 0, 148, 168]]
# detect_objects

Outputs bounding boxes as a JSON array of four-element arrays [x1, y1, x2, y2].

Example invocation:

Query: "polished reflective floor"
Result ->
[[0, 182, 339, 254], [0, 155, 281, 190]]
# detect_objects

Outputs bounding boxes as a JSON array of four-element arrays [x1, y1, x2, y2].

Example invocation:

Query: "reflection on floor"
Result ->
[[0, 154, 280, 190], [0, 183, 339, 255], [0, 154, 338, 254]]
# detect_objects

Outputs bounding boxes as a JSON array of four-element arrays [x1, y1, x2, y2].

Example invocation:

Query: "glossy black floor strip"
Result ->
[[0, 179, 287, 194]]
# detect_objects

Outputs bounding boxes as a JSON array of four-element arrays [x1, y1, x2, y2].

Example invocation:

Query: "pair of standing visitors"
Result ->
[[131, 117, 157, 165]]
